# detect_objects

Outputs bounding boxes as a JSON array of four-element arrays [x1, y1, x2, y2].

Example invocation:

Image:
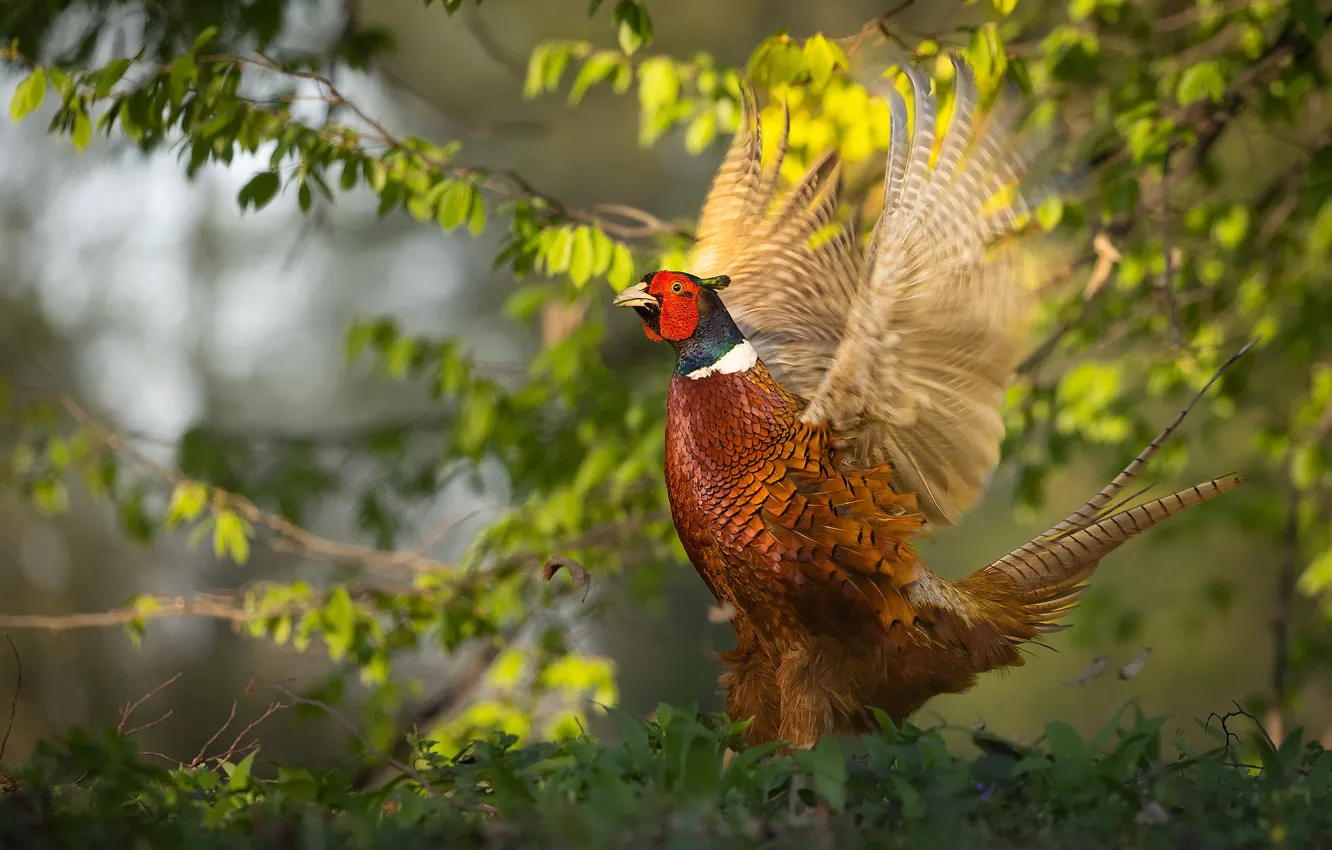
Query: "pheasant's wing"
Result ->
[[799, 59, 1059, 527], [689, 84, 862, 397]]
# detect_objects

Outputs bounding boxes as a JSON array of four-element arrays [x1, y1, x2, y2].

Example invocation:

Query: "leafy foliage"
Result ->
[[2, 705, 1330, 849]]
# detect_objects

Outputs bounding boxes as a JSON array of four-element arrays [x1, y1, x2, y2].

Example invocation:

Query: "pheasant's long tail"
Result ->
[[949, 343, 1253, 656], [959, 475, 1241, 636]]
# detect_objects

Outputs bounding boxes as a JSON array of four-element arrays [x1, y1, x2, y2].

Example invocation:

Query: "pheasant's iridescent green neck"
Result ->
[[672, 306, 753, 378]]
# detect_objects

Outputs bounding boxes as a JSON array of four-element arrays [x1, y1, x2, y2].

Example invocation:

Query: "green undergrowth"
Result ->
[[0, 703, 1327, 850]]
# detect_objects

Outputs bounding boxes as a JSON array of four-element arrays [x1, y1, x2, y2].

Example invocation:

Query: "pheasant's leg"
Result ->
[[720, 638, 782, 745], [775, 640, 856, 748]]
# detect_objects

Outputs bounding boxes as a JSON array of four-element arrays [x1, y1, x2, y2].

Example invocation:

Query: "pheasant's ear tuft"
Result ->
[[698, 274, 731, 291]]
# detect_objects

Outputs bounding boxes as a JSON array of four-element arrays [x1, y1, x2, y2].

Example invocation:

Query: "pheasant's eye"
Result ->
[[671, 282, 684, 294]]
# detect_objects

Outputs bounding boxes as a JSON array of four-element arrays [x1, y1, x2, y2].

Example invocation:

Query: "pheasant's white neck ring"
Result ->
[[685, 340, 758, 380]]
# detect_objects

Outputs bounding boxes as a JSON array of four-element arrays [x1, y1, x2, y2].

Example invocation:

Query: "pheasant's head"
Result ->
[[613, 270, 755, 378]]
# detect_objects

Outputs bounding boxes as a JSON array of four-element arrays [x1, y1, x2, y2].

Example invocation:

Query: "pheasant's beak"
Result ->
[[612, 281, 657, 310]]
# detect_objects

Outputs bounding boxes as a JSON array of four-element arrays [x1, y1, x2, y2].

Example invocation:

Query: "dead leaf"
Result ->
[[1062, 655, 1108, 687], [541, 557, 591, 594], [1083, 232, 1122, 300], [1118, 646, 1152, 680]]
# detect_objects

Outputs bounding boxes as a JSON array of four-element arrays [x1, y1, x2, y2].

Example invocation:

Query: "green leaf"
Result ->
[[227, 751, 257, 791], [993, 0, 1018, 13], [166, 481, 209, 529], [1212, 205, 1249, 250], [467, 187, 487, 236], [1036, 196, 1064, 231], [569, 226, 595, 286], [168, 52, 197, 103], [1309, 200, 1332, 258], [192, 25, 221, 52], [679, 732, 721, 800], [802, 34, 847, 90], [503, 284, 551, 322], [439, 182, 472, 232], [69, 108, 92, 152], [542, 226, 575, 275], [1177, 61, 1226, 105], [608, 242, 635, 288], [322, 586, 356, 662], [613, 0, 653, 55], [9, 69, 48, 123], [637, 57, 679, 109], [31, 479, 68, 517], [93, 58, 131, 97], [1044, 720, 1090, 765], [213, 509, 252, 566], [569, 52, 622, 105], [684, 110, 716, 154], [238, 172, 281, 211]]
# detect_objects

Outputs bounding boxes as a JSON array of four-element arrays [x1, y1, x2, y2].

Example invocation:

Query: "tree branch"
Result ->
[[226, 52, 691, 241]]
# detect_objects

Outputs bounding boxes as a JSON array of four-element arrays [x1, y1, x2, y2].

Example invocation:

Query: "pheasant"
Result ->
[[612, 58, 1241, 748]]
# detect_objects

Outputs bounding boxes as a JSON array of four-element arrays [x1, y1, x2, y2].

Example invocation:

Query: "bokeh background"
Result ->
[[0, 0, 1320, 772]]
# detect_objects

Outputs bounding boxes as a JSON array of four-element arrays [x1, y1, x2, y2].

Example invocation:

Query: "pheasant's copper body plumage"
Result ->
[[614, 58, 1240, 748]]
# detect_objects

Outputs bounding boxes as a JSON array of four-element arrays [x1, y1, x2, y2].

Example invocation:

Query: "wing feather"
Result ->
[[801, 61, 1058, 526], [686, 60, 1059, 526]]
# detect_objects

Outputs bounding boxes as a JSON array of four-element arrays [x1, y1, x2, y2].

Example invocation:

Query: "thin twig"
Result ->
[[192, 702, 238, 768], [0, 635, 19, 762], [225, 52, 690, 241], [271, 681, 497, 812], [121, 710, 174, 738], [116, 673, 183, 735], [220, 701, 287, 764]]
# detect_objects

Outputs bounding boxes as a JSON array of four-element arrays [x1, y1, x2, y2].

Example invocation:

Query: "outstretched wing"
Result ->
[[691, 59, 1059, 527], [687, 84, 862, 397], [800, 59, 1057, 527]]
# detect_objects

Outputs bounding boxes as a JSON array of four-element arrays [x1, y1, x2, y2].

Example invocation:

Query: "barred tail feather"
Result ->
[[968, 475, 1241, 622], [945, 341, 1253, 661]]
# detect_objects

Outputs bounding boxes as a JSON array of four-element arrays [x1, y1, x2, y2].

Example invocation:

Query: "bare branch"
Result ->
[[218, 52, 690, 242], [218, 701, 288, 765], [193, 702, 238, 768], [0, 635, 19, 763], [121, 710, 174, 738], [116, 673, 182, 735], [60, 394, 453, 577]]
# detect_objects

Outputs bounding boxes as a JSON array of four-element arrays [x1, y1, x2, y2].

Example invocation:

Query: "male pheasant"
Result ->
[[612, 58, 1240, 748]]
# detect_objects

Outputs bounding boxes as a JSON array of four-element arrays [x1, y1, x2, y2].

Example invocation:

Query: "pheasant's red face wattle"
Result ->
[[646, 271, 702, 341]]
